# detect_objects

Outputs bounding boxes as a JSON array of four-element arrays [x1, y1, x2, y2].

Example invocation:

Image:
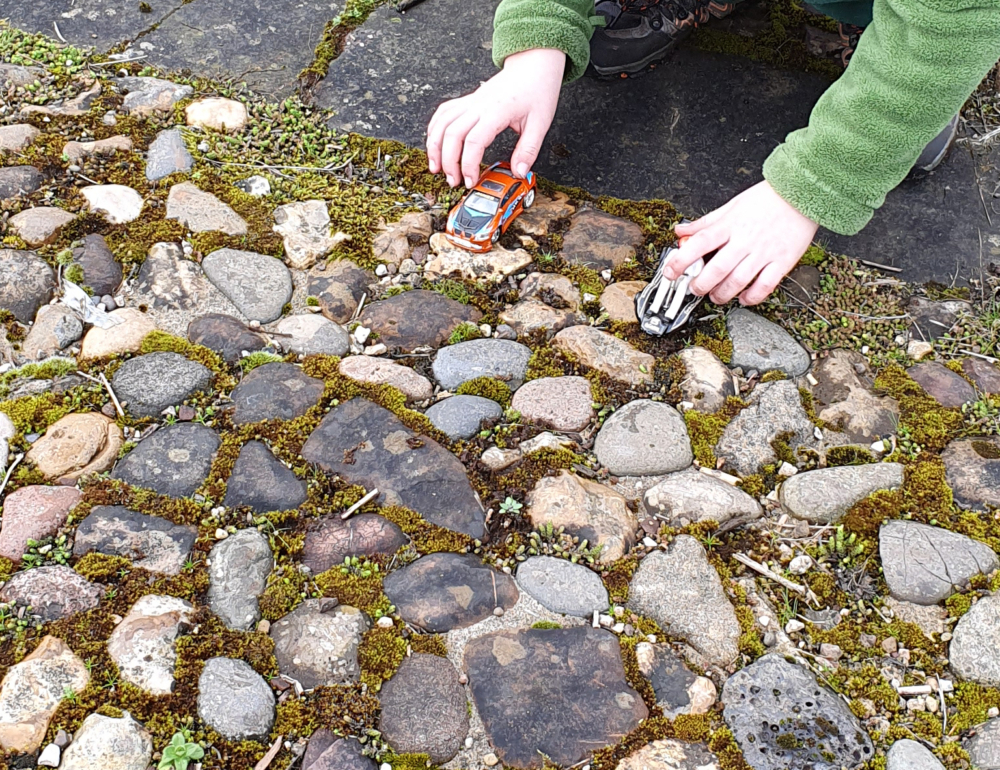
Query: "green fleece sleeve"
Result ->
[[763, 0, 1000, 235], [493, 0, 600, 82]]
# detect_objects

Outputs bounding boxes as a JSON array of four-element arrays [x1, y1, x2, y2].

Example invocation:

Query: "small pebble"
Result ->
[[465, 737, 474, 749], [375, 264, 388, 277], [249, 319, 261, 329], [988, 707, 999, 718], [215, 528, 229, 540], [484, 753, 499, 767], [882, 637, 898, 654], [54, 730, 70, 749], [364, 343, 387, 356], [785, 619, 805, 634], [257, 619, 270, 634], [493, 606, 504, 617], [376, 616, 394, 628], [458, 673, 468, 685], [37, 744, 60, 768], [820, 643, 843, 661]]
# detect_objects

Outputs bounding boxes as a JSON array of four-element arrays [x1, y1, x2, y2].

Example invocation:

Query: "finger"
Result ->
[[675, 199, 736, 236], [663, 226, 729, 281], [427, 102, 463, 174], [460, 120, 504, 188], [511, 114, 547, 178], [441, 113, 480, 187], [709, 251, 759, 305], [688, 240, 746, 296], [740, 262, 789, 306]]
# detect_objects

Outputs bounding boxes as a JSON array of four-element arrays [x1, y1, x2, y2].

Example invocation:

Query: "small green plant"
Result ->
[[61, 686, 77, 704], [498, 496, 523, 516], [306, 295, 320, 306], [21, 535, 71, 569], [816, 525, 865, 568], [340, 555, 380, 579], [518, 522, 603, 565], [158, 731, 205, 770], [239, 351, 283, 372], [193, 406, 216, 426], [448, 322, 483, 346]]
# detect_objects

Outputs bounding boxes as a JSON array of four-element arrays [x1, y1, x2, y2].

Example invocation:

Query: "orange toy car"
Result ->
[[445, 162, 536, 252]]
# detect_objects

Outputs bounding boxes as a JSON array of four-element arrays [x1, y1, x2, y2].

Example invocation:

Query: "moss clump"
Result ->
[[601, 556, 641, 603], [945, 591, 974, 619], [0, 358, 78, 398], [409, 634, 448, 656], [595, 196, 679, 250], [74, 553, 132, 581], [875, 365, 965, 451], [692, 324, 734, 364], [0, 392, 77, 434], [826, 445, 877, 466], [380, 505, 472, 554], [455, 376, 512, 407], [239, 351, 284, 372], [357, 624, 406, 690], [684, 396, 749, 467], [314, 565, 390, 617], [842, 489, 903, 535], [800, 244, 829, 266], [259, 569, 306, 621], [558, 262, 604, 299], [431, 279, 472, 305], [760, 370, 788, 383], [531, 620, 562, 630], [448, 322, 484, 346]]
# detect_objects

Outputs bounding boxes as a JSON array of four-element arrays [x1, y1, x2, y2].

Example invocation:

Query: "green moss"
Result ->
[[430, 279, 472, 305], [357, 624, 407, 690], [945, 591, 974, 619], [0, 358, 77, 398], [800, 244, 830, 266], [447, 322, 483, 346], [455, 377, 512, 407], [601, 556, 641, 604], [531, 620, 563, 630], [0, 392, 77, 434], [761, 370, 788, 383], [314, 565, 389, 617], [875, 365, 965, 451], [409, 634, 448, 656], [595, 196, 678, 250], [74, 553, 132, 581], [239, 351, 284, 373], [380, 505, 472, 554], [842, 489, 903, 535], [683, 396, 749, 467]]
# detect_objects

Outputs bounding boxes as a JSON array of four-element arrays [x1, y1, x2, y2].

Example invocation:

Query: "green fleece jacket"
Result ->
[[492, 0, 1000, 234]]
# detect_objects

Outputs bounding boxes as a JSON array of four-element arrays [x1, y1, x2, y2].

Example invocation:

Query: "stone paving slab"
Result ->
[[316, 0, 994, 283]]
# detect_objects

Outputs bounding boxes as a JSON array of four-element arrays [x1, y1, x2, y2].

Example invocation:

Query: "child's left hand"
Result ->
[[663, 181, 819, 307]]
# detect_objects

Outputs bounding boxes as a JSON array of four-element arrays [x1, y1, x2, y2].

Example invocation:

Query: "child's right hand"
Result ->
[[426, 47, 565, 188]]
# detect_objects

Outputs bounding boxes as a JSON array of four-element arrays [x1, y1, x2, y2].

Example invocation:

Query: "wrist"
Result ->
[[503, 48, 566, 78]]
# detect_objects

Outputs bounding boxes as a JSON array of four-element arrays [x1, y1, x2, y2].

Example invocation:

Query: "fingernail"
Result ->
[[446, 175, 455, 187], [516, 163, 528, 177], [464, 176, 473, 188]]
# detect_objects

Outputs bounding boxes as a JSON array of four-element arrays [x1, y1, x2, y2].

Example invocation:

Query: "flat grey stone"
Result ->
[[425, 395, 502, 440], [779, 463, 904, 524], [952, 592, 1000, 686], [379, 654, 468, 763], [274, 315, 349, 357], [722, 654, 873, 770], [202, 249, 293, 324], [303, 732, 376, 770], [59, 713, 152, 770], [72, 506, 197, 575], [0, 166, 43, 201], [21, 306, 83, 360], [73, 234, 122, 296], [463, 626, 648, 769], [716, 380, 819, 476], [187, 313, 266, 365], [727, 308, 810, 376], [515, 556, 608, 617], [111, 351, 213, 418], [270, 600, 369, 689], [642, 467, 762, 528], [0, 565, 101, 622], [908, 361, 978, 408], [197, 657, 274, 741], [886, 739, 944, 770], [166, 183, 248, 235], [308, 261, 373, 324], [942, 437, 1000, 510], [229, 362, 325, 425], [112, 423, 220, 498], [146, 130, 193, 181], [135, 242, 233, 313], [966, 717, 1000, 770], [207, 528, 273, 631], [140, 0, 343, 99], [383, 552, 518, 632], [811, 349, 899, 444], [118, 77, 193, 116], [301, 398, 486, 538], [1, 249, 55, 323], [223, 440, 307, 513], [594, 400, 692, 476], [634, 642, 713, 718], [628, 537, 740, 667], [880, 520, 998, 605], [432, 339, 533, 391], [0, 64, 44, 87]]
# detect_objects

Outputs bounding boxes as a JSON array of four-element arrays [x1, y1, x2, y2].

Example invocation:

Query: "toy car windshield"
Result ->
[[463, 192, 500, 215]]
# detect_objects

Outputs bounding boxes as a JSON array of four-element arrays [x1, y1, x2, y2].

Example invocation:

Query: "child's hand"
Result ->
[[426, 48, 565, 187], [664, 181, 819, 306]]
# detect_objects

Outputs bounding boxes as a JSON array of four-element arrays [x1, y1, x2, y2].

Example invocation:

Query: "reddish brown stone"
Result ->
[[359, 290, 482, 351], [559, 208, 644, 271], [962, 357, 1000, 395], [302, 514, 409, 575], [0, 486, 82, 563], [907, 361, 977, 407]]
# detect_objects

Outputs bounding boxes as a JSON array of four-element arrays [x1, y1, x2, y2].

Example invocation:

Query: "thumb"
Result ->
[[511, 115, 548, 178], [675, 199, 735, 236]]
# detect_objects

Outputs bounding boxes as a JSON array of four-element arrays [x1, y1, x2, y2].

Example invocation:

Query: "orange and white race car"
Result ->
[[445, 162, 536, 252]]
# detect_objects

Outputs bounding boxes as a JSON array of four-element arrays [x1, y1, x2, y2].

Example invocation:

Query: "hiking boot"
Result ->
[[588, 0, 740, 77], [837, 22, 864, 67]]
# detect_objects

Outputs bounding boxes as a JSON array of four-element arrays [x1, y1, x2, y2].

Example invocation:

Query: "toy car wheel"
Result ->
[[491, 229, 500, 243], [523, 189, 535, 209]]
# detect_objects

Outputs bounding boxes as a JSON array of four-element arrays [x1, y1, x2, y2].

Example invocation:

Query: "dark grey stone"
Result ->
[[314, 0, 990, 284], [202, 249, 293, 324], [721, 654, 874, 770], [907, 297, 965, 341], [425, 395, 502, 440], [0, 565, 101, 622], [308, 261, 373, 324], [301, 398, 486, 538], [207, 528, 273, 631], [965, 717, 1000, 770], [886, 739, 945, 770], [302, 514, 409, 574], [383, 552, 517, 632], [111, 351, 213, 418], [197, 657, 275, 741], [359, 290, 482, 351], [463, 626, 648, 769], [269, 599, 369, 689], [380, 654, 468, 763], [515, 556, 608, 617], [146, 129, 193, 181], [72, 505, 198, 575], [73, 234, 122, 296], [0, 249, 55, 323], [880, 520, 998, 605], [303, 731, 376, 770], [187, 312, 266, 365], [0, 166, 43, 200], [0, 64, 44, 87], [635, 642, 702, 718], [223, 440, 307, 513], [727, 308, 810, 377], [943, 436, 1000, 510], [229, 363, 325, 425], [139, 0, 343, 99], [594, 399, 693, 476], [963, 357, 1000, 394], [112, 423, 220, 497], [431, 339, 533, 391]]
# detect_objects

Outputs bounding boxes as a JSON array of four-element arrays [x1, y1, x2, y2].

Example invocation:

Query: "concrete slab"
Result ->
[[315, 0, 996, 283], [139, 0, 342, 98], [0, 0, 184, 51]]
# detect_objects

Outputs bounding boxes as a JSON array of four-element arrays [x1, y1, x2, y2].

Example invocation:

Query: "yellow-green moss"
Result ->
[[455, 377, 512, 407], [357, 624, 406, 690], [875, 365, 965, 451], [684, 396, 749, 467], [74, 552, 132, 581], [842, 489, 903, 535]]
